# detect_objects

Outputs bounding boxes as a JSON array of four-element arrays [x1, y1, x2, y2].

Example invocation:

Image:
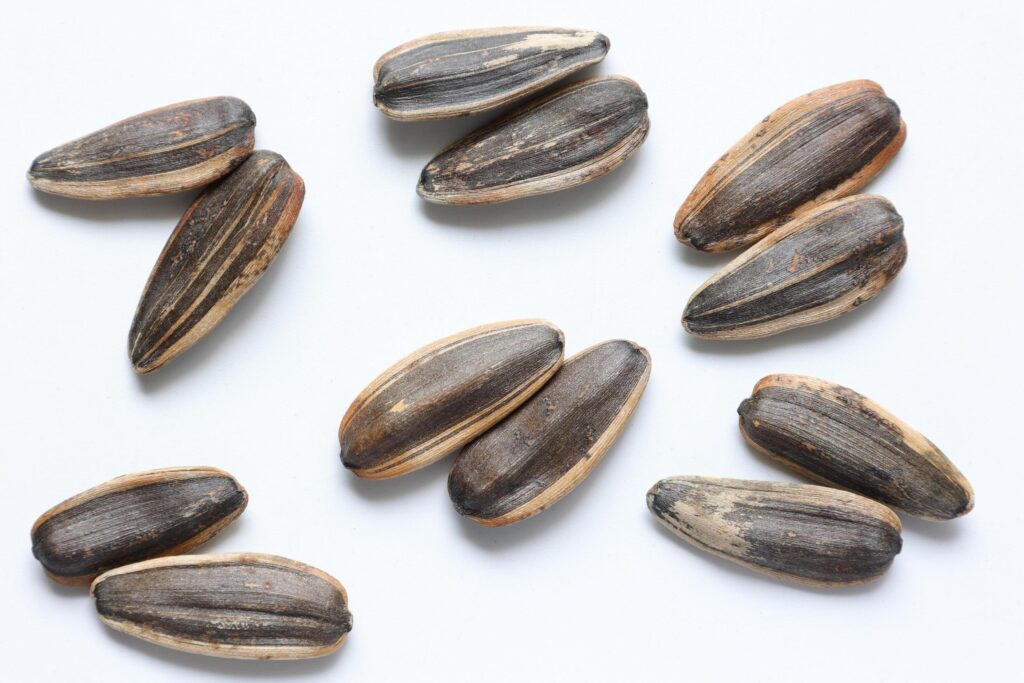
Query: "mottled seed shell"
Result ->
[[27, 96, 256, 200], [675, 80, 906, 252], [647, 476, 902, 587], [339, 320, 565, 479], [31, 467, 247, 586], [739, 374, 974, 520], [449, 340, 650, 526], [374, 27, 610, 121], [683, 194, 906, 339], [91, 553, 352, 660], [128, 150, 304, 374], [418, 75, 649, 204]]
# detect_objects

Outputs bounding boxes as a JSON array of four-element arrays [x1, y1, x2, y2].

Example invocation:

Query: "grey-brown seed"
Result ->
[[31, 467, 247, 586], [418, 75, 649, 204], [683, 194, 906, 339], [27, 96, 256, 200], [675, 80, 906, 252], [91, 553, 352, 660], [373, 27, 610, 121], [449, 339, 650, 526], [739, 374, 975, 520], [647, 476, 902, 587], [128, 150, 304, 374], [339, 320, 565, 479]]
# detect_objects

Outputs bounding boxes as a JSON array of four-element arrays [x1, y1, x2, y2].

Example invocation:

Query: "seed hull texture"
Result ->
[[739, 374, 974, 520], [28, 96, 256, 200], [128, 150, 304, 374], [418, 75, 649, 204], [91, 553, 352, 659], [374, 27, 610, 120], [675, 80, 905, 252], [31, 467, 247, 586], [647, 476, 902, 587], [449, 339, 650, 526], [683, 194, 906, 339], [339, 320, 565, 479]]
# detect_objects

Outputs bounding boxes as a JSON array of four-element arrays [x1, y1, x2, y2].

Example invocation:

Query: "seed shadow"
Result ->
[[41, 573, 91, 597], [376, 115, 482, 160], [681, 277, 905, 356], [647, 516, 889, 596], [132, 217, 304, 393], [98, 627, 346, 677], [674, 239, 737, 269], [31, 187, 197, 226], [899, 514, 966, 542], [418, 154, 645, 231], [342, 456, 451, 502]]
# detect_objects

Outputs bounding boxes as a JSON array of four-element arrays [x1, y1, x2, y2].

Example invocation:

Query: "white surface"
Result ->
[[2, 1, 1021, 680]]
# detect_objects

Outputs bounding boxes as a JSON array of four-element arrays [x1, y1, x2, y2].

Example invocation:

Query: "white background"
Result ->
[[2, 1, 1021, 680]]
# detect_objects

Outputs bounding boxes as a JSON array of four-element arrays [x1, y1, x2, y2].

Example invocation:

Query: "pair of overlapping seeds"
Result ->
[[373, 27, 649, 204], [30, 467, 352, 659], [27, 97, 303, 374], [338, 320, 651, 526], [675, 80, 909, 339], [647, 375, 974, 587]]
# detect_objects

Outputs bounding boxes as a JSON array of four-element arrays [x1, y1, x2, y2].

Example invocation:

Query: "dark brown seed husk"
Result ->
[[647, 476, 902, 587], [31, 467, 247, 586], [418, 75, 649, 204], [739, 374, 975, 520], [374, 27, 610, 121], [339, 320, 565, 479], [675, 80, 906, 252], [128, 150, 304, 374], [683, 194, 906, 339], [27, 96, 256, 200], [449, 340, 650, 526], [91, 553, 352, 660]]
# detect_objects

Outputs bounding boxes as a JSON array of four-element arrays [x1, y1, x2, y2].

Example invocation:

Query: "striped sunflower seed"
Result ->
[[418, 75, 649, 204], [739, 374, 974, 520], [27, 96, 255, 200], [683, 194, 906, 339], [675, 80, 905, 252], [31, 467, 246, 586], [91, 553, 352, 660], [449, 340, 650, 526], [339, 320, 565, 479], [647, 476, 902, 587], [374, 27, 610, 121], [128, 150, 304, 374]]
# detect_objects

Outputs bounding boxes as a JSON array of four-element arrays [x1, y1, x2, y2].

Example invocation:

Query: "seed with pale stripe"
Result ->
[[128, 150, 303, 374], [683, 194, 906, 339], [28, 96, 255, 200], [675, 80, 905, 252], [449, 340, 650, 526], [739, 374, 975, 520], [91, 553, 352, 660], [647, 476, 902, 587], [31, 467, 247, 586], [339, 320, 565, 479], [418, 75, 649, 204], [374, 27, 610, 121]]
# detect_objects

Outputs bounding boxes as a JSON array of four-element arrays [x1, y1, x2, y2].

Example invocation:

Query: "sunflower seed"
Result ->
[[374, 27, 610, 121], [27, 96, 255, 200], [91, 553, 352, 660], [739, 374, 974, 520], [418, 75, 649, 204], [339, 320, 565, 479], [449, 340, 650, 526], [683, 194, 906, 339], [128, 150, 304, 374], [647, 476, 902, 587], [675, 80, 905, 252], [31, 467, 246, 586]]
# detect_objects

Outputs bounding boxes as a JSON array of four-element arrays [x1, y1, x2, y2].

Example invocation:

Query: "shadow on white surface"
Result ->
[[30, 187, 197, 226], [376, 114, 481, 160], [343, 456, 451, 502], [898, 514, 966, 543], [674, 239, 737, 269], [131, 216, 305, 392]]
